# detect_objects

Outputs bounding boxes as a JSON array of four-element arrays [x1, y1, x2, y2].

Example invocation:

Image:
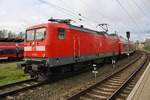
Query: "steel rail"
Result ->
[[0, 78, 47, 98], [108, 53, 147, 99], [66, 53, 146, 100], [0, 78, 36, 89], [0, 52, 141, 99]]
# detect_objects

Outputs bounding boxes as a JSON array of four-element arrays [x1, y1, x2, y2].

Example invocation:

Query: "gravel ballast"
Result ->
[[9, 53, 138, 100]]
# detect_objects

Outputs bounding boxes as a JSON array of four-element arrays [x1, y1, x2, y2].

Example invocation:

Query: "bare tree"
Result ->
[[0, 29, 7, 38], [17, 32, 25, 39], [0, 29, 18, 38]]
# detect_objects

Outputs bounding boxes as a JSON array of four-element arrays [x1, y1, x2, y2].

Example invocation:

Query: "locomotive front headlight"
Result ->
[[43, 53, 45, 58], [45, 58, 49, 66], [23, 58, 30, 61], [23, 58, 27, 61]]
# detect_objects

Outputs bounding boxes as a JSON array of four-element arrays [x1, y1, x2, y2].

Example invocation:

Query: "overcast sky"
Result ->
[[0, 0, 150, 42]]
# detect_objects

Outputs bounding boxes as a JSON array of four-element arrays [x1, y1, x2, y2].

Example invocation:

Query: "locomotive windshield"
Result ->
[[35, 28, 46, 40], [26, 30, 34, 41], [26, 28, 46, 41]]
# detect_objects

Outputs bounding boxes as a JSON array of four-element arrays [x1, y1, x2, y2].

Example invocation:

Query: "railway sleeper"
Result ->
[[86, 92, 107, 99], [92, 89, 112, 95], [80, 96, 93, 100], [104, 82, 122, 86], [101, 83, 120, 89], [97, 87, 115, 92]]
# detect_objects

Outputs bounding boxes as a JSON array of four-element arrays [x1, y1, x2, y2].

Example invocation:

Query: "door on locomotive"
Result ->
[[25, 28, 46, 58], [73, 35, 80, 61]]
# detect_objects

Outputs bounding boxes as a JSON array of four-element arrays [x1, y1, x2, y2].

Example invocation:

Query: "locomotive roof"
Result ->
[[27, 22, 108, 35], [48, 19, 108, 35], [26, 23, 48, 30], [69, 24, 107, 35], [26, 19, 109, 36]]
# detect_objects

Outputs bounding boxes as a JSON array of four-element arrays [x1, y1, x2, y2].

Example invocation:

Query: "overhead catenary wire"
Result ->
[[79, 0, 112, 21], [37, 0, 82, 20], [75, 0, 115, 31], [115, 0, 142, 31], [39, 0, 112, 32], [39, 0, 96, 23], [80, 0, 132, 32], [129, 0, 150, 33], [38, 0, 99, 27], [58, 0, 93, 22], [59, 0, 107, 25], [131, 0, 149, 19], [33, 0, 150, 41], [59, 0, 135, 33], [138, 0, 150, 15], [61, 2, 102, 28], [38, 0, 133, 32], [39, 0, 146, 34], [117, 0, 150, 34]]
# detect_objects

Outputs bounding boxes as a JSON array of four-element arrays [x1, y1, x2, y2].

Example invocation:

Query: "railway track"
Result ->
[[114, 53, 150, 99], [0, 69, 93, 99], [0, 51, 142, 99], [65, 53, 148, 100], [0, 78, 46, 98]]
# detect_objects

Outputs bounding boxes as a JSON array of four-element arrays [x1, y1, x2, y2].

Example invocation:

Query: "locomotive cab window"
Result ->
[[58, 28, 65, 39], [26, 30, 34, 41], [36, 28, 46, 40]]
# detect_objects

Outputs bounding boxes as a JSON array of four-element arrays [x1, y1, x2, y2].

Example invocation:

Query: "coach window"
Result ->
[[58, 28, 65, 39]]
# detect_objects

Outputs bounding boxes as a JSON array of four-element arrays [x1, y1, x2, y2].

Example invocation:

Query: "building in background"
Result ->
[[145, 39, 150, 47], [138, 42, 145, 49]]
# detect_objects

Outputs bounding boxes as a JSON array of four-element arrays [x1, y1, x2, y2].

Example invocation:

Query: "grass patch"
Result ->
[[0, 62, 28, 85], [143, 46, 150, 53], [144, 46, 150, 51]]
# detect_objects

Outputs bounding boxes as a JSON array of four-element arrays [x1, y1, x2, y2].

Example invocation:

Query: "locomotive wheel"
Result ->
[[37, 74, 49, 81]]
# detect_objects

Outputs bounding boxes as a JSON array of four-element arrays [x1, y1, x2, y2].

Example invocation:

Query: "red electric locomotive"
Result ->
[[19, 19, 135, 79], [0, 38, 24, 60]]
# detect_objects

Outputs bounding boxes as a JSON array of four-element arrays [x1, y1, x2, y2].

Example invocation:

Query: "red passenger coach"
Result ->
[[0, 38, 24, 60], [20, 19, 135, 79], [117, 36, 135, 54]]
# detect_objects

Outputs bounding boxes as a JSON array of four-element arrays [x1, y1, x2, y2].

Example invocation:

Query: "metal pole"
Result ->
[[92, 64, 98, 83], [126, 31, 130, 58]]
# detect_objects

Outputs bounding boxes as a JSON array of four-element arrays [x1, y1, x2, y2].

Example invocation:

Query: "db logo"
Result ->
[[32, 42, 35, 45], [32, 53, 37, 56]]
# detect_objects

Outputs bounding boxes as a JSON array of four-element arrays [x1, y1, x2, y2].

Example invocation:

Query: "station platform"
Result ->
[[127, 63, 150, 100]]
